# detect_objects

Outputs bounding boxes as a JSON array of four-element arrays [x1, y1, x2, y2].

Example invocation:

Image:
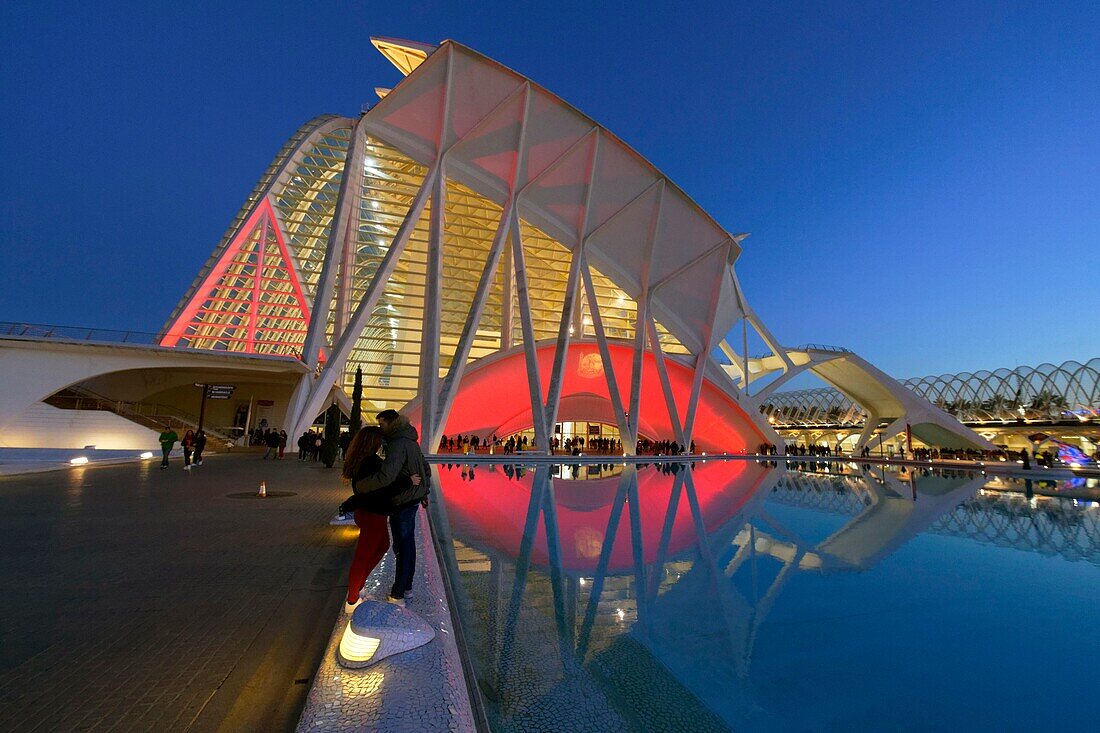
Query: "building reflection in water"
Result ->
[[428, 460, 1100, 732]]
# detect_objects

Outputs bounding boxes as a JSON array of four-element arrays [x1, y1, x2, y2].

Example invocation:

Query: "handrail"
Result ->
[[0, 321, 162, 344], [50, 386, 233, 440], [793, 343, 852, 353], [0, 320, 304, 359]]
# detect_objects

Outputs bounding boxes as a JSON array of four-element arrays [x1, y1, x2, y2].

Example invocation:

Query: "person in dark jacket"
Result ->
[[193, 430, 207, 466], [353, 410, 431, 605], [341, 426, 422, 613], [263, 429, 280, 459], [181, 429, 195, 470]]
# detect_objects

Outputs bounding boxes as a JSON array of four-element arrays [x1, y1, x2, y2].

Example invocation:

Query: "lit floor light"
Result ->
[[338, 622, 381, 666], [140, 451, 154, 459], [336, 600, 436, 670], [70, 456, 89, 465]]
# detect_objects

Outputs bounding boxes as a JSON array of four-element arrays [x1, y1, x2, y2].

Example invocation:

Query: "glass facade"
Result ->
[[165, 118, 689, 414]]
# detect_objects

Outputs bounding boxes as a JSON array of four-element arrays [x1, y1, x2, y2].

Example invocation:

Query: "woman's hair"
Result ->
[[342, 426, 385, 480]]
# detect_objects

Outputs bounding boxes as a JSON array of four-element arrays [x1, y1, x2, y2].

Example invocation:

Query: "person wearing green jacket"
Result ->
[[158, 427, 179, 470]]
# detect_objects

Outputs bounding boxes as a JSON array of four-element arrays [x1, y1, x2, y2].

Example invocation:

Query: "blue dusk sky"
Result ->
[[1, 1, 1096, 381]]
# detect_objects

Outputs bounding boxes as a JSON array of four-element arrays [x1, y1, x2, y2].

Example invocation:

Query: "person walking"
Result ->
[[193, 430, 207, 466], [278, 430, 288, 459], [353, 409, 431, 605], [340, 426, 422, 614], [181, 429, 195, 470], [158, 426, 179, 470], [263, 429, 280, 459]]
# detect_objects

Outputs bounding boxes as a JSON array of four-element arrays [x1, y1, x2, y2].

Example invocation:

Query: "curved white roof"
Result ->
[[363, 38, 745, 357]]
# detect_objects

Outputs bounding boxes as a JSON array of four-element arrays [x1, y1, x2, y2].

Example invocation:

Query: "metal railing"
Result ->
[[47, 386, 233, 440], [0, 321, 304, 360], [793, 343, 852, 354], [0, 321, 161, 345]]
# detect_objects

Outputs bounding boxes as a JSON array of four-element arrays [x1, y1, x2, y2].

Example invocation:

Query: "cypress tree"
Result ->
[[350, 366, 363, 436], [321, 402, 341, 467]]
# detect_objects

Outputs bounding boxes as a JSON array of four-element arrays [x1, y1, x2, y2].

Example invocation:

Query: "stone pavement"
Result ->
[[0, 453, 356, 732]]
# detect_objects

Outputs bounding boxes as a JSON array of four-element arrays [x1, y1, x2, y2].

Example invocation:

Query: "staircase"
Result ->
[[44, 386, 233, 440]]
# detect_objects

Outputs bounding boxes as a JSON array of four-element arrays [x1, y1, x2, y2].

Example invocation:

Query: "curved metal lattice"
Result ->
[[762, 358, 1100, 428], [767, 474, 1100, 566], [929, 493, 1100, 566], [761, 388, 867, 428]]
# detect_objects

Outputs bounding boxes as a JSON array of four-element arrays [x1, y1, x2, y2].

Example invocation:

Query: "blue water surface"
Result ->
[[429, 460, 1100, 732]]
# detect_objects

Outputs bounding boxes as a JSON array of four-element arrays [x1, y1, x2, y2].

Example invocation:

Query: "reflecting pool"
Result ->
[[429, 460, 1100, 732]]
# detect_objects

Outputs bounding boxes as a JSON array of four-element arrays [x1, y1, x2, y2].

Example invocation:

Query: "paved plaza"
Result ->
[[0, 454, 355, 732]]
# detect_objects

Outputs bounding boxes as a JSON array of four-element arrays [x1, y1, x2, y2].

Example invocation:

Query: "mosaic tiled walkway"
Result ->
[[297, 506, 476, 732]]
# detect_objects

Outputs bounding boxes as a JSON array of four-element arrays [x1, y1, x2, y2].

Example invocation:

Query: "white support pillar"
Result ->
[[742, 316, 750, 394], [543, 130, 601, 442], [580, 251, 629, 441], [301, 115, 369, 370], [418, 163, 446, 448], [433, 201, 515, 449], [333, 190, 361, 338], [500, 238, 514, 351], [508, 213, 549, 451], [287, 165, 439, 438], [866, 416, 907, 452], [645, 310, 686, 446], [431, 84, 532, 449], [626, 182, 664, 451], [682, 243, 735, 444]]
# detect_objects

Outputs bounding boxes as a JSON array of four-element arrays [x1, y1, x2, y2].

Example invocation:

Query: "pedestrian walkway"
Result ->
[[297, 505, 477, 732], [0, 454, 353, 732]]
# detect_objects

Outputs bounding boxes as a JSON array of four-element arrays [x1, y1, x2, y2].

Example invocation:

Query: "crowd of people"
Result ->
[[436, 433, 705, 456], [156, 427, 207, 470]]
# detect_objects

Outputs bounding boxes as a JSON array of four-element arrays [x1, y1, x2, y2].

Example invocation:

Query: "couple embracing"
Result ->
[[341, 409, 431, 612]]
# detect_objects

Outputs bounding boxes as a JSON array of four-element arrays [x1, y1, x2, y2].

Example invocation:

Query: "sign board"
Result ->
[[204, 384, 236, 400]]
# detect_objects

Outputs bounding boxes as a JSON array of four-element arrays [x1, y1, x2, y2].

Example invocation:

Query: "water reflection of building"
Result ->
[[434, 462, 1099, 730]]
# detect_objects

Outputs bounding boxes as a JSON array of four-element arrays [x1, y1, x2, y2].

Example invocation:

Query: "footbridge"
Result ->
[[722, 343, 995, 451], [759, 357, 1100, 453], [0, 326, 316, 447]]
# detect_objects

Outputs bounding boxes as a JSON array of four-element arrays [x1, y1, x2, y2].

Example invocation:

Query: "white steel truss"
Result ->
[[160, 38, 990, 453]]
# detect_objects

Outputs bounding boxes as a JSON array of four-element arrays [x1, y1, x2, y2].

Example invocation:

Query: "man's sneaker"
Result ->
[[386, 595, 405, 607], [344, 598, 363, 615], [403, 588, 414, 599]]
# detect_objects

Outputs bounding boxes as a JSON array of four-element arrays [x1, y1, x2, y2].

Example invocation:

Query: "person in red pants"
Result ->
[[340, 426, 420, 614]]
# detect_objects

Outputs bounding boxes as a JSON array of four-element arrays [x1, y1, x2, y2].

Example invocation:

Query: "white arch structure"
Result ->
[[762, 358, 1099, 445], [147, 37, 991, 454], [728, 344, 997, 451]]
